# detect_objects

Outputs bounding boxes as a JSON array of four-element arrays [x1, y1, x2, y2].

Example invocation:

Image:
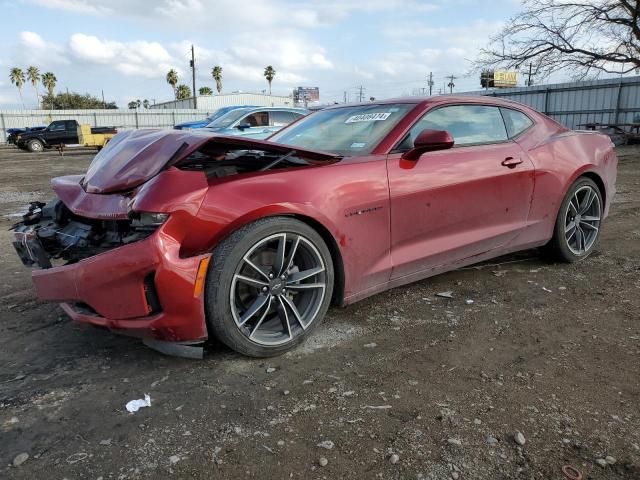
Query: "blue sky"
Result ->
[[0, 0, 527, 108]]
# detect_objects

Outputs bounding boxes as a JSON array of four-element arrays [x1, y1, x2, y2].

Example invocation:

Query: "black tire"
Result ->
[[205, 217, 335, 357], [27, 139, 44, 153], [544, 177, 603, 262]]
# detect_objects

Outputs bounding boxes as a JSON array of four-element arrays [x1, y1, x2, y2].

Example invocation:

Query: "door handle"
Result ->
[[501, 157, 523, 168]]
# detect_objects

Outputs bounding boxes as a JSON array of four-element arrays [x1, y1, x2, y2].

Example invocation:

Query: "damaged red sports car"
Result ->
[[12, 97, 617, 357]]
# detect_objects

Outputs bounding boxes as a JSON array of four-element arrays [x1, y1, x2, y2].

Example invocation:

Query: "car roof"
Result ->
[[322, 95, 532, 111], [224, 106, 308, 114]]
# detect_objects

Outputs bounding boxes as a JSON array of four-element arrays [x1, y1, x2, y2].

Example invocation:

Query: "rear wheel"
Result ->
[[27, 139, 44, 152], [205, 217, 334, 357], [545, 177, 603, 262]]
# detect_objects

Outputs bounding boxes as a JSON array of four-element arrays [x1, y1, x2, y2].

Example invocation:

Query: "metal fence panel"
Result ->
[[0, 109, 215, 143], [462, 76, 640, 129]]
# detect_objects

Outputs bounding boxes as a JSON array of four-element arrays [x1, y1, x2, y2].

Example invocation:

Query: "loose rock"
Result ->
[[317, 440, 334, 450], [13, 453, 29, 467], [447, 438, 462, 447], [169, 455, 180, 465], [318, 457, 328, 467], [266, 367, 276, 373], [389, 453, 400, 464], [514, 431, 526, 446], [485, 435, 498, 446], [595, 458, 607, 468], [605, 456, 616, 465]]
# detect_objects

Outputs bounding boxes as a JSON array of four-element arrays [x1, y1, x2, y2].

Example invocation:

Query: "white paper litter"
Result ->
[[126, 394, 151, 413]]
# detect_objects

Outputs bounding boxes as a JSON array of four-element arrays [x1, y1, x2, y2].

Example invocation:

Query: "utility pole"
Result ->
[[190, 45, 197, 109], [428, 72, 434, 96], [447, 75, 457, 93], [101, 89, 105, 109], [343, 91, 347, 103], [526, 63, 533, 87], [358, 85, 365, 102]]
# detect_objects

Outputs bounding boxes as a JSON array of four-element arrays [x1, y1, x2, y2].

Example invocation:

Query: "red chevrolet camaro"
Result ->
[[12, 96, 617, 358]]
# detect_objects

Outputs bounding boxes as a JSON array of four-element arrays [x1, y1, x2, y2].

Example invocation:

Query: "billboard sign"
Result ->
[[293, 87, 320, 105]]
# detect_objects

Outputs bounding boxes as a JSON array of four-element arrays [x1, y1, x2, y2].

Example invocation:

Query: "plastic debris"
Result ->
[[126, 394, 151, 413], [436, 291, 453, 298]]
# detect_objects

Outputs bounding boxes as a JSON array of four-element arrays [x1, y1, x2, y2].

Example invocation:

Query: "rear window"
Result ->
[[500, 108, 533, 138]]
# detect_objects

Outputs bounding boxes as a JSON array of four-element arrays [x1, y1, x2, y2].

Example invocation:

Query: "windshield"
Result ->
[[269, 104, 415, 155], [206, 109, 251, 129]]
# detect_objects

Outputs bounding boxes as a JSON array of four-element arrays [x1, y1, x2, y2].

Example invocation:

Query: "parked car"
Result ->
[[11, 96, 617, 358], [173, 105, 256, 130], [201, 107, 308, 139], [15, 120, 117, 152], [6, 126, 46, 144]]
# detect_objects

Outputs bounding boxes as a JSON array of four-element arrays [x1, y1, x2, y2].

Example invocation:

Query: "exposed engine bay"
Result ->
[[12, 200, 161, 269], [176, 145, 327, 178]]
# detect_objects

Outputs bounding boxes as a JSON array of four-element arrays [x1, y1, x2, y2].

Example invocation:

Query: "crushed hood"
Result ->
[[82, 129, 340, 194]]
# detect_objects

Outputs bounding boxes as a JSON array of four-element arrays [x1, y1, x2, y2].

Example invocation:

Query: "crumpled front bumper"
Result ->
[[30, 230, 210, 342]]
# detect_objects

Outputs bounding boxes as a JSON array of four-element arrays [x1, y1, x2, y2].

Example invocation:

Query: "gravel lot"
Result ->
[[0, 144, 638, 480]]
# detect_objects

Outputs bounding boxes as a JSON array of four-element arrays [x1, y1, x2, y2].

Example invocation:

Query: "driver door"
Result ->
[[387, 104, 535, 279]]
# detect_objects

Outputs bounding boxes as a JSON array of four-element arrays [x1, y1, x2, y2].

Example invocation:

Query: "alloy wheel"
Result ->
[[564, 185, 601, 255], [229, 233, 327, 346]]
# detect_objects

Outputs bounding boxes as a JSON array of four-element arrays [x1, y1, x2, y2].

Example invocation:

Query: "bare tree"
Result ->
[[476, 0, 640, 79]]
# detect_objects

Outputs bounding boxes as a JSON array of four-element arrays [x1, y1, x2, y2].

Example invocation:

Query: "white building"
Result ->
[[151, 92, 293, 110]]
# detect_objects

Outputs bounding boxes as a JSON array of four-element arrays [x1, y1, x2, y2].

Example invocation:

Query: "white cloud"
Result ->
[[25, 0, 439, 29], [29, 0, 113, 15], [69, 34, 175, 78], [18, 31, 69, 66]]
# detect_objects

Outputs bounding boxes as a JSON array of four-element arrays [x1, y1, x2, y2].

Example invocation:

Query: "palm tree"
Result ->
[[26, 66, 40, 108], [41, 72, 57, 110], [211, 66, 223, 94], [199, 86, 213, 95], [263, 66, 276, 95], [9, 67, 26, 108], [166, 69, 179, 99], [176, 84, 192, 100]]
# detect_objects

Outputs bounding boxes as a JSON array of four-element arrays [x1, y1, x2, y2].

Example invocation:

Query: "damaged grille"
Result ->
[[12, 199, 160, 269]]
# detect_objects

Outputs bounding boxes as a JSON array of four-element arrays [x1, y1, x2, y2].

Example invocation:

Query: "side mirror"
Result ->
[[236, 123, 253, 130], [401, 129, 454, 161]]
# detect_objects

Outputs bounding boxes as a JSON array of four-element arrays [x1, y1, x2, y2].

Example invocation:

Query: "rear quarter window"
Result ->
[[500, 108, 533, 138]]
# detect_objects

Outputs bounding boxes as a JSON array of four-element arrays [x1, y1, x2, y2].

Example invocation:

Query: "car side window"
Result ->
[[66, 120, 76, 130], [270, 111, 299, 126], [49, 122, 65, 131], [500, 108, 533, 138], [405, 105, 509, 148], [241, 111, 269, 127]]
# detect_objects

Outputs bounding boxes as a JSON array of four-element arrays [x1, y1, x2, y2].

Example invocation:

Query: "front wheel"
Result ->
[[205, 217, 334, 357], [27, 139, 44, 152], [544, 177, 603, 262]]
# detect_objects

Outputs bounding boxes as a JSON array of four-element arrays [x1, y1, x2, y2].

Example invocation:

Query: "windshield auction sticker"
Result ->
[[345, 112, 392, 123]]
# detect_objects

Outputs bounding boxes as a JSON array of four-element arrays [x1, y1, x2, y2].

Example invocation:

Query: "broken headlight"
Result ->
[[130, 212, 169, 230]]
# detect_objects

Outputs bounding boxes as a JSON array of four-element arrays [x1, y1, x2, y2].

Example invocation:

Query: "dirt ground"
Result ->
[[0, 144, 638, 480]]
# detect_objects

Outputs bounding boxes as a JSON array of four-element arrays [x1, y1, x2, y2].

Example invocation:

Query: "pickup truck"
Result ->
[[15, 120, 117, 152]]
